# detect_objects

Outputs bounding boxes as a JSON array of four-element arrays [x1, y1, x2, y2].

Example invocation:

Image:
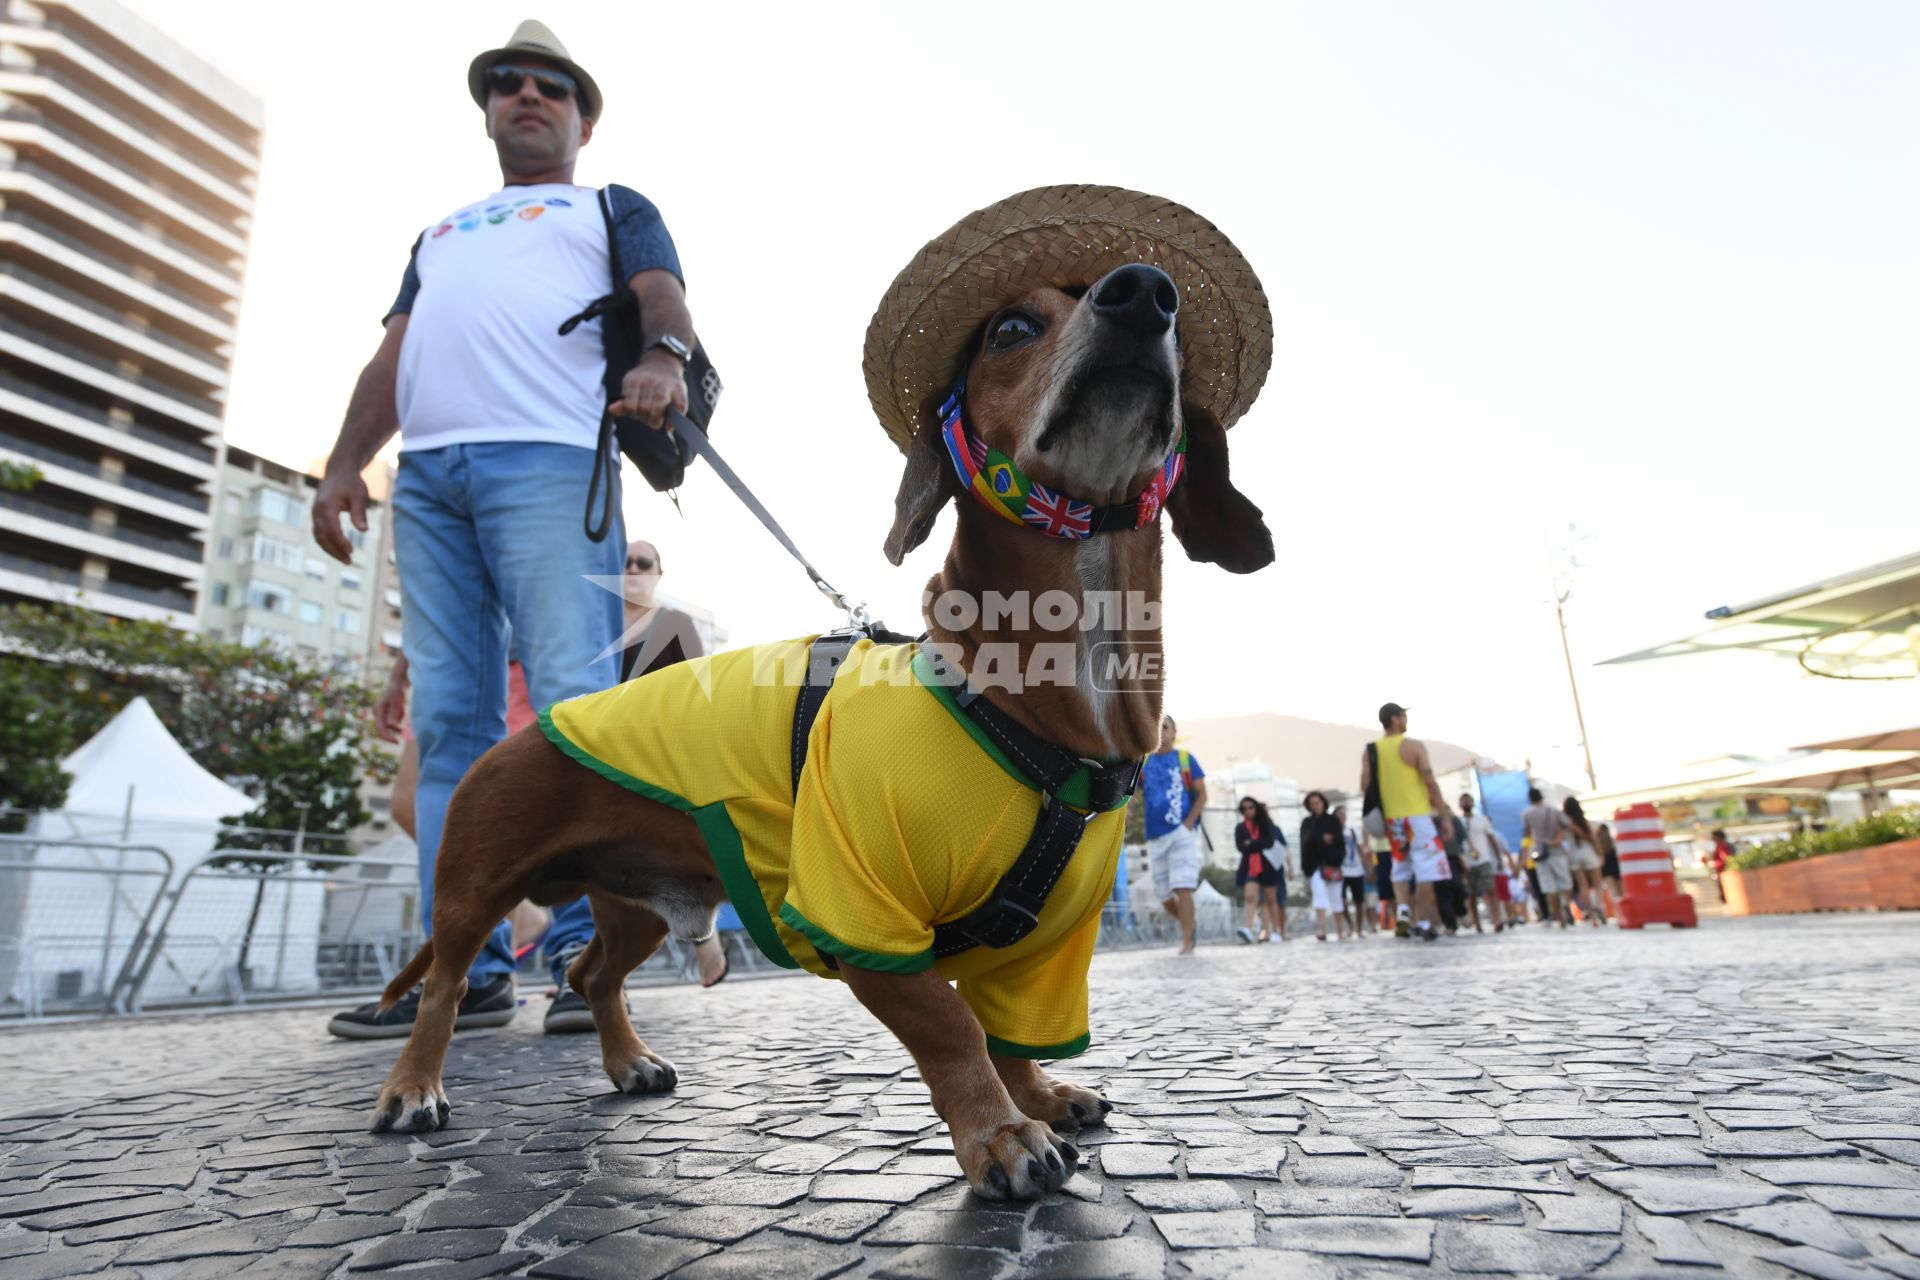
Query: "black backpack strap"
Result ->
[[575, 188, 626, 543]]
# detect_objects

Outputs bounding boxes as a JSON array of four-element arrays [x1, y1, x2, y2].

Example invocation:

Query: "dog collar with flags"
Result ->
[[938, 381, 1186, 540]]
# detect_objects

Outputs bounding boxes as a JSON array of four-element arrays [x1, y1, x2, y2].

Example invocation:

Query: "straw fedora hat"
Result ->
[[468, 19, 604, 122], [863, 185, 1271, 453]]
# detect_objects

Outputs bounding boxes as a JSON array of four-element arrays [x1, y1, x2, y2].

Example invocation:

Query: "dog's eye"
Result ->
[[987, 311, 1042, 352]]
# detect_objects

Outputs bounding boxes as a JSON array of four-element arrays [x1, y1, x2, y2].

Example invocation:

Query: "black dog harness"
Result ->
[[789, 628, 1141, 961]]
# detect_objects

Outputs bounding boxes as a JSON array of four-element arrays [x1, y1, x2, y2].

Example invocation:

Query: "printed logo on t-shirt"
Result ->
[[444, 195, 574, 233]]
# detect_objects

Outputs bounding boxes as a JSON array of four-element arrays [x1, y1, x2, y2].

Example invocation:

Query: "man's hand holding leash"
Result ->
[[608, 267, 693, 428], [611, 353, 687, 427]]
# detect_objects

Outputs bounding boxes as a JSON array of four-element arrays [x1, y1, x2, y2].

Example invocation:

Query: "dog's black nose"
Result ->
[[1089, 263, 1179, 336]]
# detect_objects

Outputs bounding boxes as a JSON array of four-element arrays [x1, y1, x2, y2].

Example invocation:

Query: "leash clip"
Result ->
[[808, 569, 870, 632]]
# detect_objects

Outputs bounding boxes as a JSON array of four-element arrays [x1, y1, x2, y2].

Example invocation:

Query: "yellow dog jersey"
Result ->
[[539, 636, 1129, 1058]]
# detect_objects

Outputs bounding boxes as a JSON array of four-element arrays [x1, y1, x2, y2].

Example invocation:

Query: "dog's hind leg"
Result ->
[[573, 893, 679, 1094]]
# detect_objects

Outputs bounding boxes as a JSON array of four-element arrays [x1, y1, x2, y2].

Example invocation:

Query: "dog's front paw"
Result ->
[[958, 1118, 1079, 1201], [370, 1083, 448, 1134], [608, 1051, 678, 1095], [1010, 1075, 1114, 1134]]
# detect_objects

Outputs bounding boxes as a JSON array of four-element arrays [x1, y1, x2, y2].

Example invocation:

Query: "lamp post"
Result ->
[[1549, 528, 1598, 792]]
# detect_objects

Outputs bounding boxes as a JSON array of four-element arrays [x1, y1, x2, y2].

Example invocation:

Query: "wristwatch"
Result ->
[[645, 334, 693, 366]]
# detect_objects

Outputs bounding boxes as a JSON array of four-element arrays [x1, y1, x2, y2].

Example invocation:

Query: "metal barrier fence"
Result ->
[[0, 836, 174, 1019], [2, 831, 1297, 1023], [125, 850, 421, 1014]]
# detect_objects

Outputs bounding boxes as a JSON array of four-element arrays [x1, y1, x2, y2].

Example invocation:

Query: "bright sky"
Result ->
[[135, 0, 1919, 790]]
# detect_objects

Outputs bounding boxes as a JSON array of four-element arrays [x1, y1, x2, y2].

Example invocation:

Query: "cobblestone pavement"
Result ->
[[3, 914, 1920, 1279]]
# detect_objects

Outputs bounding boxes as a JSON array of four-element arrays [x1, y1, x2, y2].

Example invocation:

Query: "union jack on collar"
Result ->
[[937, 381, 1186, 541]]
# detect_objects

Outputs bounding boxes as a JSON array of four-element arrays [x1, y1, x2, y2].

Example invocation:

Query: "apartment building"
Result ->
[[0, 0, 260, 626], [199, 445, 386, 664]]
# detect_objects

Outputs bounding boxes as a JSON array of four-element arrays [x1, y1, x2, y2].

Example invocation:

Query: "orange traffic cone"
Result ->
[[1613, 804, 1699, 929]]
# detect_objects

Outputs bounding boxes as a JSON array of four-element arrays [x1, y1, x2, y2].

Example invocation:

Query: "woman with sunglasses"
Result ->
[[1233, 797, 1288, 943]]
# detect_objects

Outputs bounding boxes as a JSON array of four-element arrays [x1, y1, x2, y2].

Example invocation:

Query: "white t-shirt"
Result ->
[[1463, 812, 1498, 866], [1341, 827, 1365, 877], [392, 184, 615, 452]]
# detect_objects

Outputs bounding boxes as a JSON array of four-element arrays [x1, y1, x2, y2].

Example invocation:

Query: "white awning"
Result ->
[[1602, 549, 1920, 680]]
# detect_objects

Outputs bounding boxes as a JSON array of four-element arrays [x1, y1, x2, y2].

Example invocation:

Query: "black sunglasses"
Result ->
[[485, 64, 578, 103], [626, 557, 657, 572]]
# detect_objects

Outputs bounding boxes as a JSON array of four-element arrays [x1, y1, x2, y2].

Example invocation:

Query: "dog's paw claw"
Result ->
[[611, 1055, 678, 1095], [370, 1087, 447, 1134], [983, 1164, 1011, 1200], [963, 1119, 1075, 1200]]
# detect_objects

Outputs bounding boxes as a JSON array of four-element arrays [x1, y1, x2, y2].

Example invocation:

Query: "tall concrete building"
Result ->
[[0, 0, 261, 626], [200, 445, 387, 665]]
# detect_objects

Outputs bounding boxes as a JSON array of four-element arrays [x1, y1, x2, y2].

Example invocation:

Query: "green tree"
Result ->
[[2, 604, 394, 987], [0, 603, 390, 841], [0, 658, 74, 833], [0, 460, 42, 493]]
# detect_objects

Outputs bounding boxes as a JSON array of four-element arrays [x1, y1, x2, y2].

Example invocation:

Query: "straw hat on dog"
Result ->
[[863, 185, 1271, 453]]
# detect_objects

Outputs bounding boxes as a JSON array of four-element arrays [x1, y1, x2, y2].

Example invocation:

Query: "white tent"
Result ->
[[32, 696, 255, 858], [6, 697, 321, 1012]]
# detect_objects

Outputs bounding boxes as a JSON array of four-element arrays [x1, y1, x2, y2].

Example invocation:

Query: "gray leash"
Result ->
[[664, 408, 871, 631]]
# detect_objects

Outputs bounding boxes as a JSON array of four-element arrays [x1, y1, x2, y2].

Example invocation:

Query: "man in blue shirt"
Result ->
[[1140, 714, 1208, 955]]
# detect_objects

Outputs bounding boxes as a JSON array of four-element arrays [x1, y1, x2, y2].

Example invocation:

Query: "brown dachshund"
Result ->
[[367, 258, 1273, 1200]]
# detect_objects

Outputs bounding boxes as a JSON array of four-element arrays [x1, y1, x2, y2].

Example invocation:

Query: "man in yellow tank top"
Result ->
[[1358, 702, 1455, 941]]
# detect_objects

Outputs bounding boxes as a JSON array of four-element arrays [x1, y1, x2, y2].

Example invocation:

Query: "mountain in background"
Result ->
[[1179, 713, 1482, 793]]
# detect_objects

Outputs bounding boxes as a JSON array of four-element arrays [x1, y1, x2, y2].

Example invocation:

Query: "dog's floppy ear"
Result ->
[[883, 399, 959, 566], [1165, 401, 1275, 573]]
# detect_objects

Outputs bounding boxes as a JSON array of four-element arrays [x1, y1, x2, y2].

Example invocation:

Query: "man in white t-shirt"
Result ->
[[1458, 793, 1505, 933], [312, 21, 697, 1040]]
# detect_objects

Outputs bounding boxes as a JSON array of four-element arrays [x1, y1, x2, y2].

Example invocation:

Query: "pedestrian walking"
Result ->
[[1458, 792, 1506, 932], [1359, 703, 1455, 941], [314, 20, 697, 1039], [1707, 828, 1735, 901], [1562, 797, 1610, 927], [1334, 805, 1373, 935], [1233, 798, 1287, 943], [1595, 820, 1622, 916], [1522, 788, 1575, 927], [1300, 791, 1349, 941], [1143, 714, 1207, 955]]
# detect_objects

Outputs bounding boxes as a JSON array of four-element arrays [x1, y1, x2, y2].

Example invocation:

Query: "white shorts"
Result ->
[[1385, 815, 1451, 884], [1148, 826, 1202, 899], [1310, 871, 1345, 912], [1535, 850, 1574, 895], [1566, 841, 1602, 873]]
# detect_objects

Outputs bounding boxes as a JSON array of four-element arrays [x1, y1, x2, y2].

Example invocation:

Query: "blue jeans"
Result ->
[[394, 442, 624, 987]]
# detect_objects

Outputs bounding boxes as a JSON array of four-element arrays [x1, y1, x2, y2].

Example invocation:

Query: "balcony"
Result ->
[[0, 17, 260, 183], [0, 427, 209, 513], [0, 68, 254, 221], [0, 370, 215, 471], [0, 262, 229, 383], [0, 489, 203, 567], [0, 548, 194, 618], [0, 161, 242, 299], [10, 5, 262, 150], [0, 211, 236, 334], [0, 315, 223, 433]]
